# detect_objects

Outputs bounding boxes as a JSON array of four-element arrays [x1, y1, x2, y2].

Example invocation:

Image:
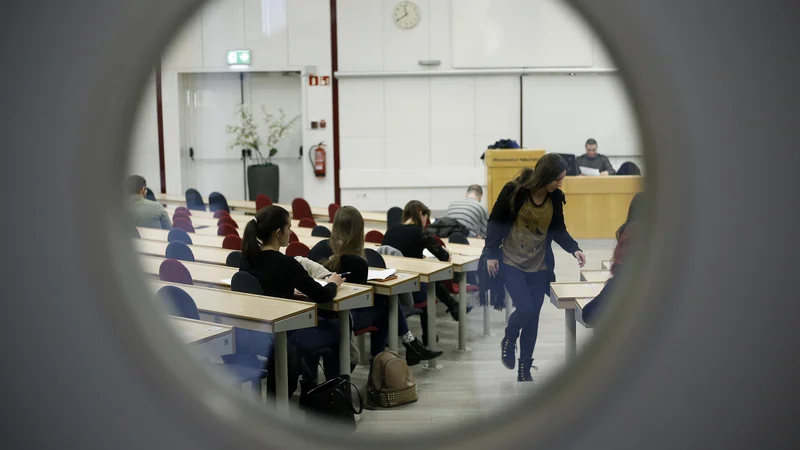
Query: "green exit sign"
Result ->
[[227, 50, 251, 66]]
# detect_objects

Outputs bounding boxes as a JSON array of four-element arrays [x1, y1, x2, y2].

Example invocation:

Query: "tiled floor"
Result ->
[[349, 239, 615, 434]]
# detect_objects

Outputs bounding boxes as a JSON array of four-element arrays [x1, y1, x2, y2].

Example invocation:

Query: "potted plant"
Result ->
[[226, 104, 299, 202]]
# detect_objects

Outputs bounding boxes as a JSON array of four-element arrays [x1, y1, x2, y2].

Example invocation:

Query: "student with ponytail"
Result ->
[[239, 205, 345, 385], [308, 206, 442, 365], [485, 153, 586, 382]]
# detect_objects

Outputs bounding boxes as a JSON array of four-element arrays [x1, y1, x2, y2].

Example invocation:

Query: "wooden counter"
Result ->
[[561, 175, 642, 239]]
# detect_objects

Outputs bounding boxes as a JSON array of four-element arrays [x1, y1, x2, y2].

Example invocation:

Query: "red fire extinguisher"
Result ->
[[309, 142, 326, 177]]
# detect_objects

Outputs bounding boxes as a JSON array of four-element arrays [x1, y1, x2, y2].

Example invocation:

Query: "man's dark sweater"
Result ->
[[576, 154, 616, 175]]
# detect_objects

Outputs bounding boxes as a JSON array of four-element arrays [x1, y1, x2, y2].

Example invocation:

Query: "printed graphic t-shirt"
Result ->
[[502, 195, 553, 272]]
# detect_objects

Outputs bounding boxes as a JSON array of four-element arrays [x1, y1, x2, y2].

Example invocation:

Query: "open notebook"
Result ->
[[367, 268, 397, 282]]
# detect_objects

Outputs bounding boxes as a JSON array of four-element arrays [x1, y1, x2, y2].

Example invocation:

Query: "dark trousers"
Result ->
[[351, 295, 410, 357], [289, 318, 340, 382], [503, 265, 549, 360]]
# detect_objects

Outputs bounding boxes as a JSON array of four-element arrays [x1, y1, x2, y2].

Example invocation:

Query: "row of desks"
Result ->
[[138, 223, 480, 374], [164, 204, 488, 249], [157, 194, 387, 228], [550, 269, 612, 358]]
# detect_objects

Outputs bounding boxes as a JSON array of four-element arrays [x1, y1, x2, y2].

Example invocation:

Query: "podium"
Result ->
[[485, 149, 546, 212]]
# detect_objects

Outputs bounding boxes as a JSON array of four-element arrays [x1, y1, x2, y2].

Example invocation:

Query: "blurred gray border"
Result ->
[[1, 0, 798, 449]]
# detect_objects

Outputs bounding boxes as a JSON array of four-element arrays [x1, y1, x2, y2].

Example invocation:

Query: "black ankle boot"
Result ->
[[501, 330, 517, 370], [404, 338, 444, 366], [517, 358, 537, 382], [441, 295, 473, 321]]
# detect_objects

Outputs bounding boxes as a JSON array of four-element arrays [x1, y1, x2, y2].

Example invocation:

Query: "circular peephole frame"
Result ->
[[2, 0, 798, 449]]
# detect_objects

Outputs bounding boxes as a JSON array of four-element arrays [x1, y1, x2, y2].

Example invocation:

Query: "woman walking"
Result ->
[[485, 154, 586, 382]]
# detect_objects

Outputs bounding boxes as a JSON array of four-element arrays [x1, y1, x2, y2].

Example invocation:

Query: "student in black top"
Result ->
[[239, 205, 345, 385], [485, 154, 587, 382], [382, 201, 465, 346], [309, 206, 442, 366]]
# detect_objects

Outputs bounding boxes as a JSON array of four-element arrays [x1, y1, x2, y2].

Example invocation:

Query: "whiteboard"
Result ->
[[521, 74, 642, 157], [450, 0, 594, 68]]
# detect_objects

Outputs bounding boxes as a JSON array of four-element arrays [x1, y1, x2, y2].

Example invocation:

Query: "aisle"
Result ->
[[350, 240, 614, 434]]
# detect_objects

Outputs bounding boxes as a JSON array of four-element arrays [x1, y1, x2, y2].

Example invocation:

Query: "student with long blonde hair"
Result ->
[[309, 206, 442, 365]]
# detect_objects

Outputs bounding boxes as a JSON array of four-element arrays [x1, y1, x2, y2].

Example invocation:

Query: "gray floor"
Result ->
[[349, 239, 616, 435]]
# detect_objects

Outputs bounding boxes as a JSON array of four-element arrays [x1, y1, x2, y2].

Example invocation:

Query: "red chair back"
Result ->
[[159, 259, 193, 285], [285, 242, 310, 258], [175, 206, 191, 216], [217, 216, 238, 229], [289, 231, 299, 243], [328, 203, 340, 223], [217, 223, 239, 237], [222, 235, 243, 251], [365, 230, 384, 244], [255, 194, 272, 211], [172, 218, 194, 233], [291, 198, 313, 220], [213, 210, 231, 219], [298, 218, 316, 228], [173, 211, 192, 223]]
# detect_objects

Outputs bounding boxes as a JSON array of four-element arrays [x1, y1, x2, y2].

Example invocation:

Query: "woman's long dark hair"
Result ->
[[611, 221, 637, 276], [241, 205, 290, 266], [509, 153, 568, 213], [402, 200, 430, 228]]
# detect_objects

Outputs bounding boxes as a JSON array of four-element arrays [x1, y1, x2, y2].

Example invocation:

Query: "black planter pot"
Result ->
[[247, 164, 280, 202]]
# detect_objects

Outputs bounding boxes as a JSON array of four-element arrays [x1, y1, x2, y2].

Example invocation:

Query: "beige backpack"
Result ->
[[367, 351, 418, 408]]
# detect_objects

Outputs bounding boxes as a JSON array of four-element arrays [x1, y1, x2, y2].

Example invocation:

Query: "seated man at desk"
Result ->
[[126, 175, 171, 230], [443, 185, 489, 238], [576, 138, 616, 176]]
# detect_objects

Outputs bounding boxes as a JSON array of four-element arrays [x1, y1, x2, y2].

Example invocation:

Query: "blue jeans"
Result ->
[[351, 295, 410, 357], [503, 265, 549, 360]]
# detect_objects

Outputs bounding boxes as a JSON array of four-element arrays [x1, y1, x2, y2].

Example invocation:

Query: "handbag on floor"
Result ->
[[299, 374, 363, 432], [367, 351, 418, 408]]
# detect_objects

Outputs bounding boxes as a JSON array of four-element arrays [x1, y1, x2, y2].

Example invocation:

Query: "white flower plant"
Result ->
[[225, 103, 300, 165]]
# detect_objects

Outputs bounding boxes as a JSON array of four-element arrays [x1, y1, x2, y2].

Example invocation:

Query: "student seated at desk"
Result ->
[[583, 222, 637, 326], [309, 206, 442, 366], [126, 175, 171, 229], [444, 184, 489, 238], [239, 205, 345, 385], [382, 201, 464, 343]]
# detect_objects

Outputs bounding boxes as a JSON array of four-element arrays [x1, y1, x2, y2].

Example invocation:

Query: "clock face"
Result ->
[[393, 1, 421, 29]]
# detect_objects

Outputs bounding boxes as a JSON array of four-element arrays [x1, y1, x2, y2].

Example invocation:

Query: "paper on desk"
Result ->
[[368, 268, 397, 281], [579, 166, 601, 176], [315, 278, 331, 287], [423, 249, 436, 258], [220, 278, 232, 286]]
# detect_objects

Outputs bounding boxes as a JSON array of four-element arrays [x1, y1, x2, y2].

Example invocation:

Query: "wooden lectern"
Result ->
[[485, 149, 546, 212]]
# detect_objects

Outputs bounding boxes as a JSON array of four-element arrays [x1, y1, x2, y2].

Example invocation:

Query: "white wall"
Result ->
[[129, 0, 335, 206], [127, 73, 161, 191], [522, 73, 643, 170], [335, 0, 637, 211], [127, 0, 641, 212]]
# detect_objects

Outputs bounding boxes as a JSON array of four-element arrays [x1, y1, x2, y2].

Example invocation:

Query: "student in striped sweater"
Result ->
[[444, 185, 489, 238]]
